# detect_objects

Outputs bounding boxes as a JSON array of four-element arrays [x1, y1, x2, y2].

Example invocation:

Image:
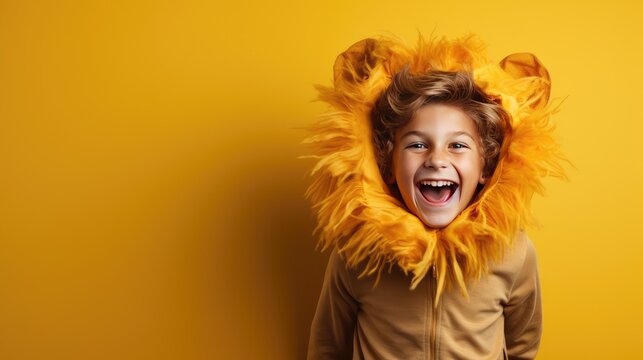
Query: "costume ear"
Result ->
[[499, 53, 551, 110], [333, 38, 387, 88]]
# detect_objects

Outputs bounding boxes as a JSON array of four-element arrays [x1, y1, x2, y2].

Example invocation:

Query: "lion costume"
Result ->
[[304, 34, 566, 301], [305, 34, 567, 359]]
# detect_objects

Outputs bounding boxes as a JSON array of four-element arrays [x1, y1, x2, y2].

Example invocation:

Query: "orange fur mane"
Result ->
[[303, 35, 566, 304]]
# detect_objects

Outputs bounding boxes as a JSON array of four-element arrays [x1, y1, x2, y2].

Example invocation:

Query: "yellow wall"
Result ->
[[1, 0, 641, 358]]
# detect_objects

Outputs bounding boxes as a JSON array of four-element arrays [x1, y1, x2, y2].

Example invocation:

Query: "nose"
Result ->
[[424, 148, 448, 169]]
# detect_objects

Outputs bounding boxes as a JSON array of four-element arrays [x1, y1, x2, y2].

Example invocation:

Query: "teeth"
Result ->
[[420, 180, 454, 187]]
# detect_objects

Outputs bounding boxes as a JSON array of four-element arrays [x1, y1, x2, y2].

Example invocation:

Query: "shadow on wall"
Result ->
[[195, 125, 329, 359], [256, 159, 329, 359]]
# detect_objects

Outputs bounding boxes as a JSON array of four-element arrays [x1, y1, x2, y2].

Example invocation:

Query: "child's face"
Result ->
[[391, 104, 486, 229]]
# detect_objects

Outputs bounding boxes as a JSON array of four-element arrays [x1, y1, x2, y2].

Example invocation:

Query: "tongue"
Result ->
[[421, 186, 452, 203]]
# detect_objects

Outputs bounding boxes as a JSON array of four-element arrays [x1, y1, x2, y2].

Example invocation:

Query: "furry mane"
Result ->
[[303, 35, 567, 305]]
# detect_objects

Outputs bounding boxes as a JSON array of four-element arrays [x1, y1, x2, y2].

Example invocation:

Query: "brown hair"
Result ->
[[371, 68, 510, 181]]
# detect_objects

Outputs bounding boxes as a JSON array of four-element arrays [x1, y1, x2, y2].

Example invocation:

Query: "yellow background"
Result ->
[[1, 0, 641, 358]]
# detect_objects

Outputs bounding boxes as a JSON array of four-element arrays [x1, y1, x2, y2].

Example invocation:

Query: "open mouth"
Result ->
[[417, 180, 458, 205]]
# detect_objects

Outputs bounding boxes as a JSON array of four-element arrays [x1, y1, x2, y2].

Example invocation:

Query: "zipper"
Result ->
[[428, 264, 439, 359]]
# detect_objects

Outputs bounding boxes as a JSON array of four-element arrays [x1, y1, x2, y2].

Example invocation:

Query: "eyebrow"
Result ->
[[400, 130, 476, 141]]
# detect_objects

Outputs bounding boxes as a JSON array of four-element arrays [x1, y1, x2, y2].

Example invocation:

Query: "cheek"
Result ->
[[394, 153, 418, 184], [458, 156, 485, 186]]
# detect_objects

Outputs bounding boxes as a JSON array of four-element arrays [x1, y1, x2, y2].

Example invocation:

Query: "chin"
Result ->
[[417, 212, 456, 229]]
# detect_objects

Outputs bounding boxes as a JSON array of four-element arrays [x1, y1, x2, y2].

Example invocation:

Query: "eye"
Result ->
[[450, 142, 469, 150], [406, 143, 427, 150]]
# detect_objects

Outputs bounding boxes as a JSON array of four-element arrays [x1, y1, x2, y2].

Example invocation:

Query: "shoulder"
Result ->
[[325, 246, 358, 292], [489, 231, 539, 291], [500, 231, 537, 266], [512, 230, 536, 260], [506, 231, 540, 294], [328, 246, 351, 273], [514, 231, 538, 269]]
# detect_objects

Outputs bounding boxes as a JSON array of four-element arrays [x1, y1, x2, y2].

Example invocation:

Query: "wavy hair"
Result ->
[[371, 68, 510, 181]]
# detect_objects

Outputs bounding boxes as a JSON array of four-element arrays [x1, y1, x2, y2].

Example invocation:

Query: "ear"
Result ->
[[385, 171, 396, 185], [333, 38, 390, 89], [383, 141, 397, 185], [384, 158, 396, 185], [479, 173, 487, 185], [499, 52, 551, 110]]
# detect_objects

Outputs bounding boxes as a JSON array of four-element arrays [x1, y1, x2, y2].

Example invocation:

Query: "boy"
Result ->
[[305, 35, 564, 360]]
